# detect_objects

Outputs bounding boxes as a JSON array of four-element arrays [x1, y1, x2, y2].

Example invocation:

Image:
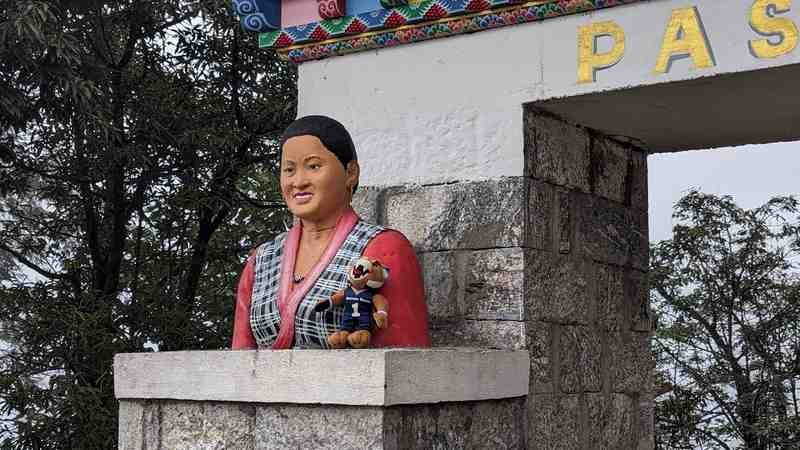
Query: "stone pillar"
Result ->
[[523, 108, 654, 450], [352, 108, 654, 449]]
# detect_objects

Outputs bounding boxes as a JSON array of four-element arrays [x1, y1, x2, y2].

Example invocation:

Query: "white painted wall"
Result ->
[[297, 0, 800, 186]]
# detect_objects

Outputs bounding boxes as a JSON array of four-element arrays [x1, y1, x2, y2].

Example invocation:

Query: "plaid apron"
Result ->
[[249, 221, 384, 349]]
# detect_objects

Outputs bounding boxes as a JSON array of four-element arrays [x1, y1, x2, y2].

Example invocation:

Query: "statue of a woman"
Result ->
[[231, 115, 430, 349]]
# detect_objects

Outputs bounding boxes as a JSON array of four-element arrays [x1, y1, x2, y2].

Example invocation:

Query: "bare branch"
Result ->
[[0, 243, 72, 281]]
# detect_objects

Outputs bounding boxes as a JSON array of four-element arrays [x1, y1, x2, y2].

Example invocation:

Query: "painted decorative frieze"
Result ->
[[232, 0, 282, 31], [233, 0, 643, 60], [318, 0, 347, 18]]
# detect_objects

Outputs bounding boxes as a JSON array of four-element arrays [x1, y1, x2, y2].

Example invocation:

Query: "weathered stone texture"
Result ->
[[119, 399, 526, 450], [587, 393, 635, 450], [522, 109, 653, 449], [524, 250, 592, 324], [559, 326, 602, 393], [463, 248, 525, 321], [256, 400, 528, 450], [383, 178, 524, 252], [418, 251, 464, 320], [352, 186, 384, 224], [384, 398, 527, 450], [597, 265, 651, 333], [429, 318, 527, 350], [557, 190, 573, 254], [526, 179, 554, 251], [610, 332, 654, 394], [596, 263, 625, 332], [160, 401, 255, 450], [576, 194, 648, 270], [637, 396, 655, 450], [590, 137, 630, 204], [118, 400, 160, 450], [528, 394, 582, 450], [524, 112, 591, 192], [526, 321, 554, 394], [119, 401, 144, 450], [256, 405, 384, 450], [420, 248, 525, 322], [629, 149, 648, 212], [627, 269, 653, 332]]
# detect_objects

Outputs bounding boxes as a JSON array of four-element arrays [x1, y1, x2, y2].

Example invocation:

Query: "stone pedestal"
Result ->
[[115, 348, 529, 449]]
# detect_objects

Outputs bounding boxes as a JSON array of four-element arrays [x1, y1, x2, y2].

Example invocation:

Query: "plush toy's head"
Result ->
[[348, 257, 388, 290]]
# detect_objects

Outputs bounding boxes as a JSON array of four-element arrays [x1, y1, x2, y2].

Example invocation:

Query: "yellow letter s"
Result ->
[[750, 0, 799, 58]]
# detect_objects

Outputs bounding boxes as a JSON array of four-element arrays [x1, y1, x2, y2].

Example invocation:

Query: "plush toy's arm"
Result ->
[[372, 293, 388, 329], [314, 289, 346, 312], [330, 290, 346, 306]]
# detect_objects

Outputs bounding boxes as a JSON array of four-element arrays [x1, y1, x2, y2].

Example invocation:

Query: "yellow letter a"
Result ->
[[655, 7, 715, 74], [578, 21, 626, 84]]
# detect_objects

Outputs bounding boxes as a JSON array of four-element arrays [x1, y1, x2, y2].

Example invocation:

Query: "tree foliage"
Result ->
[[652, 191, 800, 450], [0, 1, 295, 448]]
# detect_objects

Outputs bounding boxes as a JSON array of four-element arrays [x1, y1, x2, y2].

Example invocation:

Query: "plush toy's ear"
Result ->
[[366, 261, 388, 289]]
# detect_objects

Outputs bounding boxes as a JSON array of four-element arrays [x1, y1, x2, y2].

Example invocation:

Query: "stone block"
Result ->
[[203, 404, 256, 450], [116, 349, 528, 407], [524, 250, 592, 324], [526, 179, 554, 251], [631, 209, 650, 271], [559, 325, 602, 393], [575, 194, 649, 270], [429, 318, 527, 350], [160, 401, 255, 450], [464, 248, 525, 321], [160, 402, 203, 449], [610, 332, 654, 394], [596, 263, 625, 332], [383, 178, 524, 252], [526, 321, 554, 394], [118, 400, 159, 450], [587, 393, 635, 450], [629, 149, 648, 213], [256, 405, 384, 450], [420, 248, 525, 322], [591, 136, 630, 204], [524, 111, 591, 192], [557, 189, 573, 254], [119, 401, 143, 450], [352, 186, 384, 224], [528, 394, 582, 450], [637, 397, 655, 450], [418, 251, 464, 320], [626, 269, 653, 332], [384, 398, 527, 450]]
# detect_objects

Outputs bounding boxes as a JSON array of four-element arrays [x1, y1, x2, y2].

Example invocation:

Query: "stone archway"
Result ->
[[253, 0, 800, 447]]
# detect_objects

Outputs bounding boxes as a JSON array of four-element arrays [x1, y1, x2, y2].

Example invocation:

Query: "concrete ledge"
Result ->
[[114, 348, 529, 406]]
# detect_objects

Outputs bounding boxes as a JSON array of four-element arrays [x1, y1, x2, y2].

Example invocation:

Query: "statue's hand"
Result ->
[[314, 299, 332, 312], [373, 311, 388, 329]]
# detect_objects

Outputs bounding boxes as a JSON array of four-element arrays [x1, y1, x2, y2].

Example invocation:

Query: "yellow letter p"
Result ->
[[577, 21, 626, 84]]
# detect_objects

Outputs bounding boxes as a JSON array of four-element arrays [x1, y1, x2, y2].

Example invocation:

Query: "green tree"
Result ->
[[0, 1, 295, 448], [652, 191, 800, 450]]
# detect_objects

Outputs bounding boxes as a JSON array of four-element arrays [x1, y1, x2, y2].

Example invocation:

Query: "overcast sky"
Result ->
[[648, 141, 800, 243]]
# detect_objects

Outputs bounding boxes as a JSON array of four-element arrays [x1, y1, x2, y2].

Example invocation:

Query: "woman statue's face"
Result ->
[[280, 135, 357, 224]]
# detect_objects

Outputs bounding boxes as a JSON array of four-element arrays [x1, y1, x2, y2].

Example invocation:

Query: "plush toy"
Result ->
[[314, 257, 389, 348]]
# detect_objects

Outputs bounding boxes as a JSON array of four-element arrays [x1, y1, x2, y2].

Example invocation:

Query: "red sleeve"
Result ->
[[231, 254, 257, 349], [364, 230, 431, 348]]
